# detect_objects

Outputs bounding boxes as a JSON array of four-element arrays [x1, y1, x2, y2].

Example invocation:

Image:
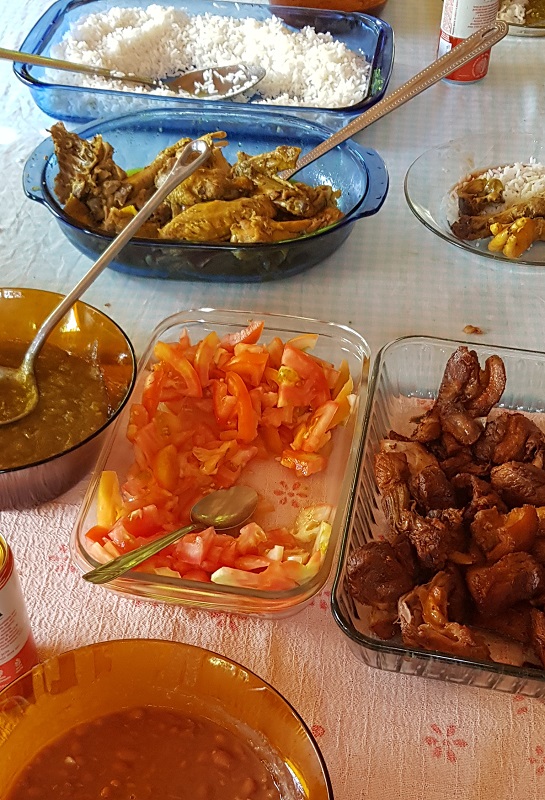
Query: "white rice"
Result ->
[[50, 5, 371, 109], [497, 0, 529, 25], [447, 160, 545, 223]]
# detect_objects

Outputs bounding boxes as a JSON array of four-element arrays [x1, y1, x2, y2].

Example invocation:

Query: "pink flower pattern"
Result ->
[[48, 544, 77, 574], [514, 695, 529, 715], [273, 480, 309, 508], [529, 745, 545, 775], [424, 724, 468, 764], [209, 611, 241, 633], [311, 724, 325, 738]]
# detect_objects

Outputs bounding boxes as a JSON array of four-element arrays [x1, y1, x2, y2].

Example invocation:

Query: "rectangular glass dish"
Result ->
[[331, 335, 545, 697], [15, 0, 394, 126], [71, 309, 370, 617]]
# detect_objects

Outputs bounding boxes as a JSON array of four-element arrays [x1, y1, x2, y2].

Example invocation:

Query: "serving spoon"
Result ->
[[0, 137, 212, 427], [0, 47, 265, 100], [279, 21, 509, 180], [82, 485, 259, 585]]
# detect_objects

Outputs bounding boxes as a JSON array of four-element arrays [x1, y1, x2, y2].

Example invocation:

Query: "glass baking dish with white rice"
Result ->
[[14, 0, 394, 125]]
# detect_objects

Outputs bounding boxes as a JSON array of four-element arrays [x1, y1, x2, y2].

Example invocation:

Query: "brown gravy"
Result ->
[[0, 340, 112, 470], [6, 705, 283, 800]]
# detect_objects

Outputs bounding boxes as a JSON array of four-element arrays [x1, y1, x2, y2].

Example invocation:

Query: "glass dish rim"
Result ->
[[13, 0, 395, 116], [70, 307, 371, 610], [0, 287, 137, 476], [330, 333, 545, 686], [0, 637, 334, 800], [403, 132, 545, 270], [25, 105, 382, 249]]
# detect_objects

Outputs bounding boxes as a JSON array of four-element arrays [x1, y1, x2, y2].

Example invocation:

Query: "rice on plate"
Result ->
[[448, 160, 545, 259], [49, 4, 372, 109]]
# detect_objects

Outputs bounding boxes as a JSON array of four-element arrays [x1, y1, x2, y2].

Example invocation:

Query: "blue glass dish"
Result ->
[[14, 0, 394, 127], [23, 107, 389, 282]]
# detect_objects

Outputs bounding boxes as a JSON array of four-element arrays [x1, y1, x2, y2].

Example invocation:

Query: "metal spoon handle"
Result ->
[[83, 524, 200, 584], [0, 46, 158, 87], [23, 138, 211, 368], [280, 21, 508, 180]]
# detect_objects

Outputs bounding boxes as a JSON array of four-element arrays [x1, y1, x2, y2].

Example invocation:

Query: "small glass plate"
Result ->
[[404, 133, 545, 269]]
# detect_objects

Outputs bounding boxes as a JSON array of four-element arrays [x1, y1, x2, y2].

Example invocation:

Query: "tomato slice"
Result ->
[[220, 321, 264, 350], [226, 371, 258, 443], [194, 331, 220, 388], [154, 341, 202, 398], [280, 450, 327, 477], [292, 400, 339, 453]]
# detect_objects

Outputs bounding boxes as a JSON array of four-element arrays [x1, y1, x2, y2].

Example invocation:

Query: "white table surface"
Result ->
[[2, 2, 545, 799]]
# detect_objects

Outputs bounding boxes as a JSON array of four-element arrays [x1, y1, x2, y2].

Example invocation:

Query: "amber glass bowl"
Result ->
[[0, 639, 332, 799], [0, 288, 136, 509]]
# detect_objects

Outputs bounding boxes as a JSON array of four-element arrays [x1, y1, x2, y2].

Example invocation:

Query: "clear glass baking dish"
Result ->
[[71, 309, 370, 617], [14, 0, 394, 127], [331, 335, 545, 697]]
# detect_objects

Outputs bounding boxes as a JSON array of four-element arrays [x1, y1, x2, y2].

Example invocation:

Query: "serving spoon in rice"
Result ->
[[0, 47, 265, 100]]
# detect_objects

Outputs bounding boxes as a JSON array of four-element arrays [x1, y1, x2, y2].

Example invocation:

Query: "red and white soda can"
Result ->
[[0, 534, 39, 691], [438, 0, 500, 82]]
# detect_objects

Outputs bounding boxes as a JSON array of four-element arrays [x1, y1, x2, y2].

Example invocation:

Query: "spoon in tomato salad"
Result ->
[[82, 485, 258, 585]]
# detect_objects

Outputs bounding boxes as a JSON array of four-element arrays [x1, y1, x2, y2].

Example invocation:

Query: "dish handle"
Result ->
[[353, 146, 389, 219], [22, 138, 53, 204]]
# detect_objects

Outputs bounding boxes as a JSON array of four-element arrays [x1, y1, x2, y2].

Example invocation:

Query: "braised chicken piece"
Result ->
[[51, 122, 131, 222], [473, 412, 545, 466], [399, 508, 466, 571], [231, 205, 343, 244], [491, 462, 545, 507], [451, 194, 545, 240], [346, 538, 416, 611], [451, 473, 507, 523], [50, 126, 343, 244], [411, 347, 506, 447], [158, 196, 277, 242], [398, 570, 490, 660], [466, 552, 545, 614], [470, 505, 538, 562], [456, 176, 504, 216]]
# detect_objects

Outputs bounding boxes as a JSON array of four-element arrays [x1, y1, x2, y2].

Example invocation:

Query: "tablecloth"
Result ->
[[1, 0, 545, 798]]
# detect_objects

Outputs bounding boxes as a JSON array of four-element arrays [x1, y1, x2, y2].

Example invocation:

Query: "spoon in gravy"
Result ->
[[82, 485, 259, 584], [0, 137, 211, 427]]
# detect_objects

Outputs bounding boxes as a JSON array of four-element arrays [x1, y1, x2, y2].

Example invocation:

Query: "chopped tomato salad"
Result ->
[[85, 322, 354, 590]]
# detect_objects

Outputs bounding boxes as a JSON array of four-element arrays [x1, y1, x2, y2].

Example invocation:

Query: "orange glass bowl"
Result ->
[[0, 639, 332, 799]]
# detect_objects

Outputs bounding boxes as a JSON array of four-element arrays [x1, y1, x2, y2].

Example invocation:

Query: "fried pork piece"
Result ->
[[473, 412, 545, 466], [398, 570, 490, 660], [411, 347, 506, 447], [457, 176, 504, 216], [470, 505, 538, 562], [466, 552, 545, 614], [408, 464, 458, 513], [451, 473, 507, 523], [399, 508, 466, 571], [472, 602, 533, 644], [50, 122, 131, 222], [373, 450, 411, 534], [451, 194, 545, 240], [346, 538, 416, 611], [491, 461, 545, 507], [531, 608, 545, 668], [158, 196, 277, 241]]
